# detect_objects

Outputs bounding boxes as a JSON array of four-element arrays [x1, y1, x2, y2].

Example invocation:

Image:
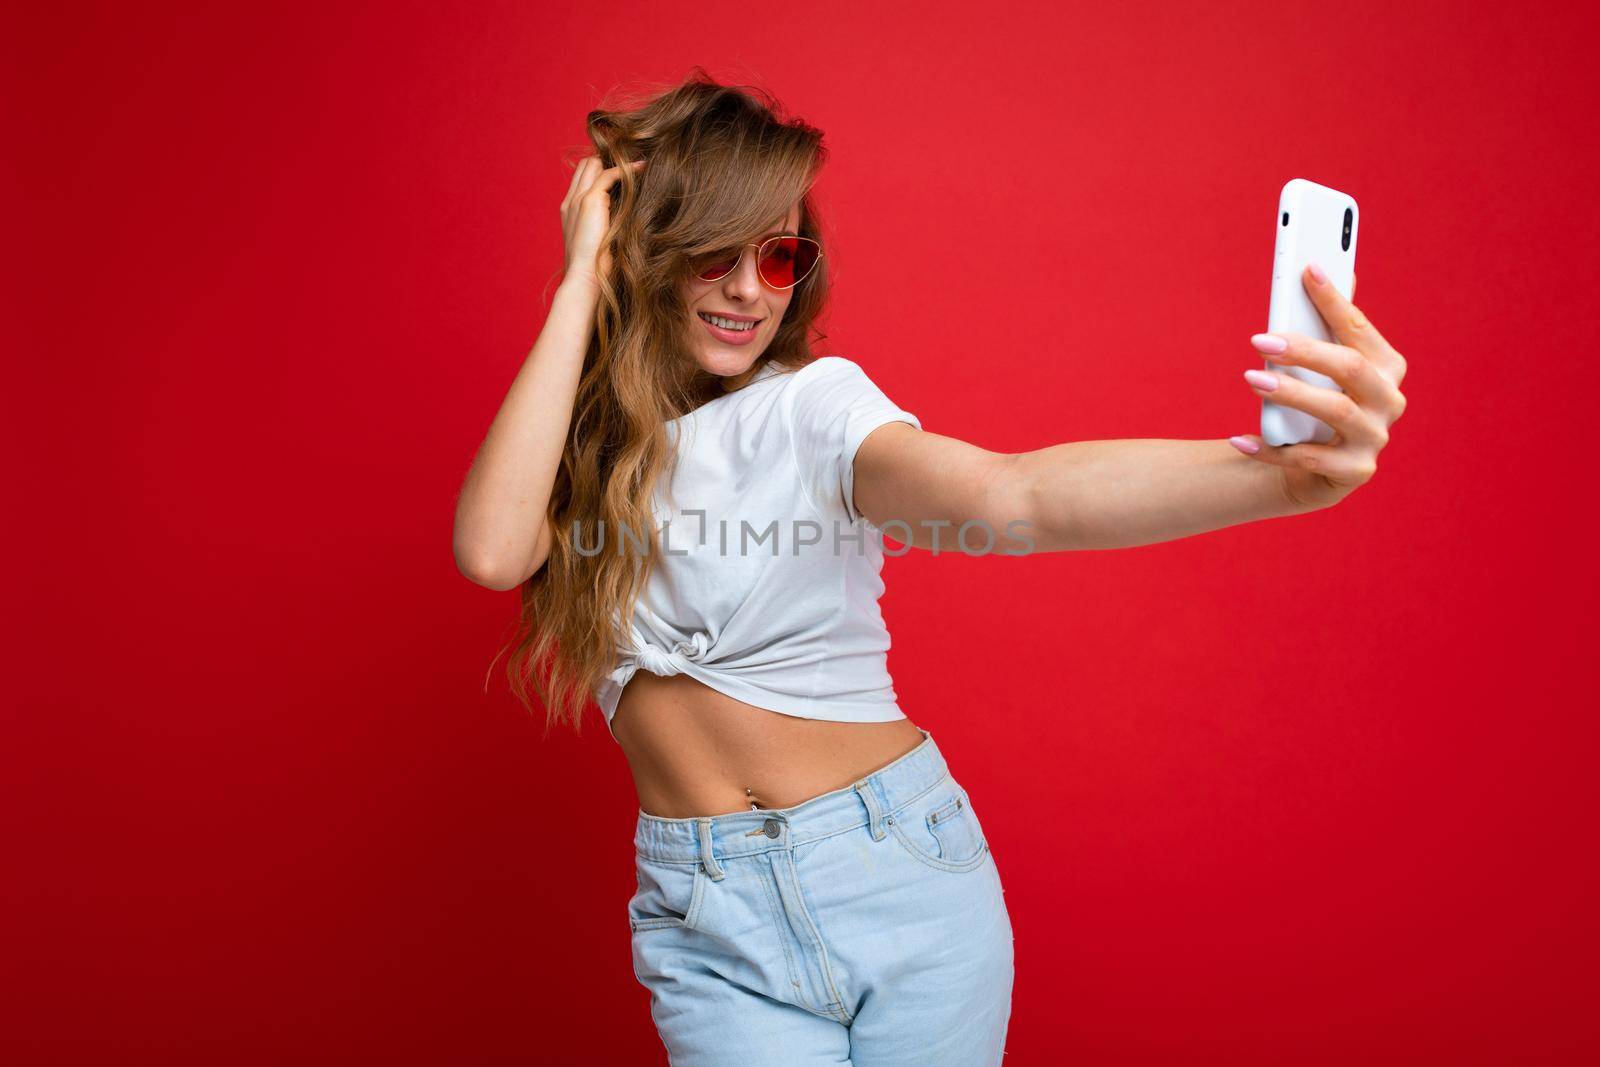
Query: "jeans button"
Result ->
[[763, 818, 781, 838]]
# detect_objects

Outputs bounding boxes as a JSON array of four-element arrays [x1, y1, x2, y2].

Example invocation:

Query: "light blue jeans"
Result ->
[[627, 729, 1015, 1065]]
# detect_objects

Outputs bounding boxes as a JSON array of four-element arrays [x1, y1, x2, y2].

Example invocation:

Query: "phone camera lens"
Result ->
[[1281, 211, 1289, 226], [1341, 206, 1353, 251]]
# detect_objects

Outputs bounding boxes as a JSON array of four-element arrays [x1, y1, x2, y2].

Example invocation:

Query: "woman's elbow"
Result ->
[[990, 453, 1077, 554], [453, 538, 536, 591]]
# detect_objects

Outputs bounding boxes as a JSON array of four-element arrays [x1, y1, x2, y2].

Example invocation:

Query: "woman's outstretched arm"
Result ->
[[854, 266, 1408, 553]]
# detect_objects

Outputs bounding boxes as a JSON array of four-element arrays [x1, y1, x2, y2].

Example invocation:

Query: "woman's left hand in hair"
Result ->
[[1228, 266, 1410, 511]]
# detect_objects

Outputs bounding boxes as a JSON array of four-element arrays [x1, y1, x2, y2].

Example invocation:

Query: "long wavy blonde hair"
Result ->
[[499, 68, 833, 734]]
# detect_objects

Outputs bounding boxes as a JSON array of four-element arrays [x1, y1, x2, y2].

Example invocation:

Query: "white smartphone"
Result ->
[[1261, 178, 1359, 446]]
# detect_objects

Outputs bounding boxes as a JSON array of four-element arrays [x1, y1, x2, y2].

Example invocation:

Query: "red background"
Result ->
[[7, 1, 1597, 1063]]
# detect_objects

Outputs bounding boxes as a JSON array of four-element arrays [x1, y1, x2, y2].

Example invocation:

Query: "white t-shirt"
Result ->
[[594, 356, 922, 741]]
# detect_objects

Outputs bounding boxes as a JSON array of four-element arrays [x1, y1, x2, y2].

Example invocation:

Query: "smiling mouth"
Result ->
[[697, 311, 762, 332]]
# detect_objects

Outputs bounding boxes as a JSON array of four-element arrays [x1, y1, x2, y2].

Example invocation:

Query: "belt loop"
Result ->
[[696, 818, 726, 880], [853, 780, 886, 841]]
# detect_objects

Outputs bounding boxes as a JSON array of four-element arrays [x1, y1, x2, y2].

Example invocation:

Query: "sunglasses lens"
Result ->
[[693, 254, 740, 281], [760, 237, 819, 288]]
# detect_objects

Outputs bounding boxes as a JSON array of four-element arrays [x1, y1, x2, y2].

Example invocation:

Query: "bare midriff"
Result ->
[[611, 672, 927, 819]]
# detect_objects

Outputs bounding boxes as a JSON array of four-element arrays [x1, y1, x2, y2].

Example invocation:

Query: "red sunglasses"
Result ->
[[691, 235, 823, 290]]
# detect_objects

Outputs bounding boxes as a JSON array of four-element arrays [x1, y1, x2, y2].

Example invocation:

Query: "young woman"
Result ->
[[452, 72, 1408, 1067]]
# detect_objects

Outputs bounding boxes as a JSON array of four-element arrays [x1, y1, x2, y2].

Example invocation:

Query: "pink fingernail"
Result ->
[[1307, 261, 1328, 285], [1229, 435, 1261, 455], [1250, 333, 1287, 354], [1243, 368, 1278, 391]]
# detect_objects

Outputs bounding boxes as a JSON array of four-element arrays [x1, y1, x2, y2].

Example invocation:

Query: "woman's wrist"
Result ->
[[556, 271, 602, 303]]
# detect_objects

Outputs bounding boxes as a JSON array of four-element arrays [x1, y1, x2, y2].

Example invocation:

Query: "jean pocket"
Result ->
[[887, 774, 990, 873], [628, 855, 706, 933]]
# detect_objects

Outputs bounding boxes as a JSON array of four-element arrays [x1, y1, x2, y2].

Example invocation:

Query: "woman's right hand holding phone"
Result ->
[[1229, 266, 1410, 511]]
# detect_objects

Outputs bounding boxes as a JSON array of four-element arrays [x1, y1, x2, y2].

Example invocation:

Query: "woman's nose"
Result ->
[[723, 250, 763, 297]]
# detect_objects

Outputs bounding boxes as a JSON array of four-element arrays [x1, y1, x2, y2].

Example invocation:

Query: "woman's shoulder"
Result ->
[[781, 355, 900, 408], [731, 356, 889, 425], [790, 354, 864, 380], [775, 356, 883, 400]]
